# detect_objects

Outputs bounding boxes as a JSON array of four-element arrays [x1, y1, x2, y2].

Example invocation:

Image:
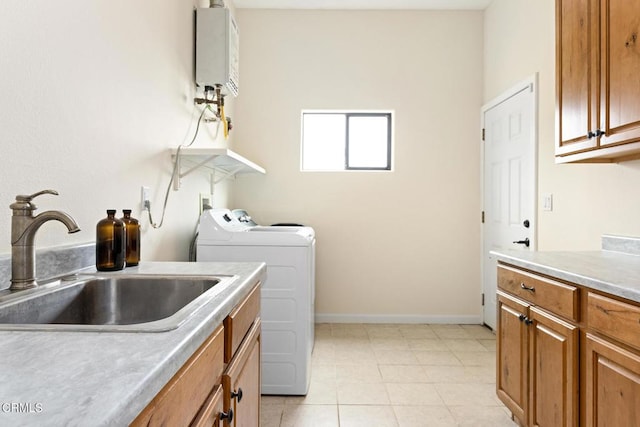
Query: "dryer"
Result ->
[[196, 208, 315, 395]]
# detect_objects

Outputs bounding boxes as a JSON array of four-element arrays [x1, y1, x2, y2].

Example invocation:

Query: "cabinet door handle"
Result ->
[[231, 388, 243, 403], [520, 282, 535, 292], [220, 408, 234, 423], [588, 129, 606, 139], [518, 314, 534, 325]]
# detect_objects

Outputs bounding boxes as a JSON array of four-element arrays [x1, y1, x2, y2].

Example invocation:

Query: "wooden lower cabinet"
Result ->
[[497, 264, 580, 427], [528, 306, 578, 427], [584, 333, 640, 427], [131, 325, 225, 427], [497, 263, 640, 426], [497, 291, 529, 424], [223, 318, 261, 427], [192, 385, 226, 427], [131, 282, 262, 427], [497, 290, 578, 427]]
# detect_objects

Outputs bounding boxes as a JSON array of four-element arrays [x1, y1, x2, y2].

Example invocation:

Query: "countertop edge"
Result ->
[[491, 250, 640, 304]]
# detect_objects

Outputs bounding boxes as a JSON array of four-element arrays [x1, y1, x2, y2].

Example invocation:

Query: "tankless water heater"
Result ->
[[195, 8, 239, 97]]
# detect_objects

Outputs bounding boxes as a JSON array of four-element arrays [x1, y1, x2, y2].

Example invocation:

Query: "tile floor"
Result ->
[[260, 323, 517, 427]]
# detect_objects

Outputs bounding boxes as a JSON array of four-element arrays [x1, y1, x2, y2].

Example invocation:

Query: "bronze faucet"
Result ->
[[10, 190, 80, 290]]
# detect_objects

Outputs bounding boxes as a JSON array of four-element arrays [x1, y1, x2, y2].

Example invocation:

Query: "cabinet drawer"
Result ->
[[498, 265, 579, 321], [587, 292, 640, 351], [191, 385, 224, 427], [224, 283, 260, 362], [131, 325, 225, 427]]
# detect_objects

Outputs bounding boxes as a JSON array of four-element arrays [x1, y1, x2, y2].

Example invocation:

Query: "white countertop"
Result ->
[[491, 249, 640, 303], [0, 261, 266, 427]]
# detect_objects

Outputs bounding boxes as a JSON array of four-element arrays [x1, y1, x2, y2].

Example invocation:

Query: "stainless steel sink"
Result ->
[[0, 274, 236, 332]]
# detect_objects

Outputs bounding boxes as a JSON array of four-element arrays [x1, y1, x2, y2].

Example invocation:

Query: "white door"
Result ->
[[481, 77, 537, 330]]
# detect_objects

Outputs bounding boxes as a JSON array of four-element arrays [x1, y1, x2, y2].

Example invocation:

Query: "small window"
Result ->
[[301, 111, 392, 171]]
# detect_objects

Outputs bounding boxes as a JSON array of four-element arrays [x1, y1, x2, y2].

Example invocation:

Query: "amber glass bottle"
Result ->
[[96, 209, 126, 271], [121, 209, 140, 267]]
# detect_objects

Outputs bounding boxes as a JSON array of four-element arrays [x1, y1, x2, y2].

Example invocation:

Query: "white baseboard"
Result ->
[[315, 313, 483, 325]]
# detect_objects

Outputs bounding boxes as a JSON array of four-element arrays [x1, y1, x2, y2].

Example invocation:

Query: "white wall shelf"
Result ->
[[170, 147, 266, 190]]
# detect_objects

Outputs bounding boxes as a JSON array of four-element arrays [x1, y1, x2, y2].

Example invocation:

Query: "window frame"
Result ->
[[301, 110, 393, 172], [344, 112, 392, 171]]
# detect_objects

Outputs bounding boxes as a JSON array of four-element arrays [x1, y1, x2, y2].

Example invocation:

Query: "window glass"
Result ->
[[301, 111, 392, 171], [347, 115, 390, 169], [301, 114, 346, 171]]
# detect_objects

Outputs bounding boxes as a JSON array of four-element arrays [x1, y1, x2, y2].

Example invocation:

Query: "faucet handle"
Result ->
[[15, 190, 59, 202], [11, 190, 59, 212]]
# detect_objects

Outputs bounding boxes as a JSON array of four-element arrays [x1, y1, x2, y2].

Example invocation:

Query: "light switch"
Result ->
[[542, 193, 553, 211]]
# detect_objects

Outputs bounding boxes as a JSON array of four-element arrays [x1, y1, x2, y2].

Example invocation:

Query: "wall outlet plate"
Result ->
[[199, 192, 213, 214], [141, 186, 150, 211]]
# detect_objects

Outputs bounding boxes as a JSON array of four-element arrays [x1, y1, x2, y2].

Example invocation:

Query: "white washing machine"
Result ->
[[196, 208, 315, 395]]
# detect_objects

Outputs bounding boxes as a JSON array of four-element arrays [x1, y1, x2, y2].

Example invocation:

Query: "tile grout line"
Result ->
[[263, 323, 512, 427]]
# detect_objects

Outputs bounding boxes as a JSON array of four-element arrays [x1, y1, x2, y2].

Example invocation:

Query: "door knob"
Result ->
[[513, 238, 530, 247], [523, 220, 530, 228]]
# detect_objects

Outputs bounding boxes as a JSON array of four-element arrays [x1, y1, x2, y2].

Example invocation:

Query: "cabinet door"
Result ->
[[497, 291, 529, 425], [231, 334, 260, 427], [223, 319, 261, 427], [556, 0, 599, 155], [528, 307, 579, 427], [584, 333, 640, 427], [191, 385, 225, 427], [598, 0, 640, 148]]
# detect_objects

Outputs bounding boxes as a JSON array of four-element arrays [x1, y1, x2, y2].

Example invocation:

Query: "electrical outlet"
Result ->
[[199, 192, 213, 214], [141, 186, 150, 211]]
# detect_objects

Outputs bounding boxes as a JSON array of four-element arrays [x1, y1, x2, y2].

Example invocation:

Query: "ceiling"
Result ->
[[234, 0, 493, 10]]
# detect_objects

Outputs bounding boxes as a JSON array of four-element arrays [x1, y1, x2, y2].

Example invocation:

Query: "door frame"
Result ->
[[480, 73, 539, 328]]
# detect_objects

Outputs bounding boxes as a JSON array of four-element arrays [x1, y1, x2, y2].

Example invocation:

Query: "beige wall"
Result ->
[[0, 0, 234, 262], [232, 10, 484, 322], [4, 0, 630, 320], [485, 0, 640, 250]]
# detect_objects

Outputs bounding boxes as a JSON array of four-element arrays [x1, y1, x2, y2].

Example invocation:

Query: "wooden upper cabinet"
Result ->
[[556, 0, 640, 162], [599, 0, 640, 148], [556, 0, 599, 155]]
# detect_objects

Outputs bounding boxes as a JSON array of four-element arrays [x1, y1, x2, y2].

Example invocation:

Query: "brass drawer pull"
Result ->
[[520, 282, 535, 292]]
